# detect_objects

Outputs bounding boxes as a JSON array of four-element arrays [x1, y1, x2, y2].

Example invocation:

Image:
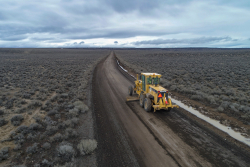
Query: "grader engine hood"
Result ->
[[149, 85, 169, 105]]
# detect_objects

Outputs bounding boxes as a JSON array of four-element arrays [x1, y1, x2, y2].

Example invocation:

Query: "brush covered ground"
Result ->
[[115, 48, 250, 137], [0, 48, 109, 167]]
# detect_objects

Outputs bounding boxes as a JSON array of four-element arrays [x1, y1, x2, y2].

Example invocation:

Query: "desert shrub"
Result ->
[[29, 123, 42, 130], [50, 133, 64, 142], [58, 98, 64, 103], [42, 159, 53, 166], [10, 131, 16, 138], [63, 120, 72, 128], [13, 133, 25, 141], [170, 85, 177, 91], [51, 95, 58, 102], [0, 109, 4, 115], [63, 117, 78, 128], [33, 163, 40, 167], [204, 95, 216, 104], [243, 106, 250, 113], [20, 100, 27, 104], [56, 142, 76, 162], [220, 95, 230, 101], [13, 144, 22, 151], [47, 109, 58, 116], [64, 128, 78, 139], [28, 100, 42, 109], [61, 93, 68, 98], [26, 133, 36, 140], [5, 99, 14, 109], [73, 101, 89, 113], [238, 105, 246, 112], [58, 122, 66, 129], [42, 142, 51, 150], [53, 162, 75, 167], [0, 118, 8, 127], [0, 147, 9, 161], [68, 108, 79, 118], [27, 133, 40, 141], [42, 116, 57, 126], [220, 101, 230, 109], [11, 114, 24, 126], [29, 90, 36, 95], [15, 107, 26, 114], [26, 143, 38, 154], [66, 104, 74, 110], [39, 133, 46, 140], [36, 93, 47, 101], [42, 100, 52, 110], [162, 81, 171, 88], [33, 115, 42, 123], [23, 93, 31, 99], [229, 104, 238, 112], [55, 113, 61, 119], [16, 125, 30, 135], [217, 106, 224, 112], [77, 139, 97, 155], [190, 95, 203, 101], [71, 117, 79, 126], [241, 111, 250, 119], [45, 125, 58, 136]]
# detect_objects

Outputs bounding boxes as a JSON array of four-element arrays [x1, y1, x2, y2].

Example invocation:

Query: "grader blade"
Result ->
[[126, 96, 139, 102]]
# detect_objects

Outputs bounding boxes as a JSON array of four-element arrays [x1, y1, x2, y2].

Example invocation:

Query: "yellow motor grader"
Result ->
[[127, 73, 179, 112]]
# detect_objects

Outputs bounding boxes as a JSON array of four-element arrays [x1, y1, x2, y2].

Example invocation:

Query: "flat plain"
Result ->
[[1, 48, 250, 167], [0, 48, 109, 166]]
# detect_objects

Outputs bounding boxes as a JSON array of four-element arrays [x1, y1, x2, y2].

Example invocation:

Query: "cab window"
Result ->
[[152, 77, 160, 85], [147, 76, 152, 84]]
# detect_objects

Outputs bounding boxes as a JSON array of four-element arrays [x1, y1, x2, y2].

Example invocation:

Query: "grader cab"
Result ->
[[127, 73, 179, 112]]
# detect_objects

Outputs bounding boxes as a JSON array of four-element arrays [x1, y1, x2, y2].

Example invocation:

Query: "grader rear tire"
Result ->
[[139, 93, 145, 107], [144, 97, 152, 112], [128, 86, 133, 96]]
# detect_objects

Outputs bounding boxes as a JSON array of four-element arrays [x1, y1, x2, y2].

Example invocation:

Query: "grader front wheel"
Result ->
[[139, 93, 145, 107], [144, 97, 152, 112]]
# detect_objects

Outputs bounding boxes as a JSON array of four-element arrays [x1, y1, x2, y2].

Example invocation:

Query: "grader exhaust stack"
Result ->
[[127, 73, 179, 112]]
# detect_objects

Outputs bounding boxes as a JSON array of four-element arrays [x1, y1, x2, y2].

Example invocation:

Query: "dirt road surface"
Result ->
[[92, 52, 250, 167]]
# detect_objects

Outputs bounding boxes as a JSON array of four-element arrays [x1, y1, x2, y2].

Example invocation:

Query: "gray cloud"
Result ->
[[133, 36, 238, 45], [1, 35, 27, 41], [0, 0, 249, 48], [114, 41, 118, 44]]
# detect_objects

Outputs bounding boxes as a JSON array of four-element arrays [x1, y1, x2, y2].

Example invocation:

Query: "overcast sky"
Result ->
[[1, 0, 250, 48]]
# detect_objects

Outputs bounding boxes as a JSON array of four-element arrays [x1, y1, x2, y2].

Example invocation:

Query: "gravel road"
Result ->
[[92, 52, 250, 167]]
